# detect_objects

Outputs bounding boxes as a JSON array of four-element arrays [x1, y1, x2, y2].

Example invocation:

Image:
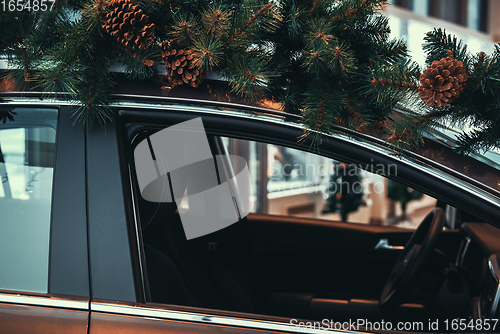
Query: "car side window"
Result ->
[[129, 118, 448, 323], [221, 137, 437, 229], [0, 108, 57, 293]]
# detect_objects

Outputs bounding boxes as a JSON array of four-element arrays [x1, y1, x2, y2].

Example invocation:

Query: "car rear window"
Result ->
[[0, 108, 57, 293]]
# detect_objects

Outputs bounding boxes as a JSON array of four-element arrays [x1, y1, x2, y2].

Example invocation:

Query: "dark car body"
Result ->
[[1, 85, 500, 334]]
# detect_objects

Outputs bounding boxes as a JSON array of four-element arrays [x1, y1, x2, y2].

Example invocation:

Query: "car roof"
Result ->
[[1, 77, 499, 198]]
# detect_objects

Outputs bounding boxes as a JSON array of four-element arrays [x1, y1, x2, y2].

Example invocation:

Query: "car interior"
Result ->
[[130, 127, 499, 327]]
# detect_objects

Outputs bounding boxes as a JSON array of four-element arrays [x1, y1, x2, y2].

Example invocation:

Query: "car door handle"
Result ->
[[374, 239, 404, 251]]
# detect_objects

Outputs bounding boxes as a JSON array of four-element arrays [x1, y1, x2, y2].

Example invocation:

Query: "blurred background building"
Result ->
[[384, 0, 498, 66]]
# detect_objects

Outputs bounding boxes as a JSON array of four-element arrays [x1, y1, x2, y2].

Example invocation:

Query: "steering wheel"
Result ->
[[379, 208, 445, 313]]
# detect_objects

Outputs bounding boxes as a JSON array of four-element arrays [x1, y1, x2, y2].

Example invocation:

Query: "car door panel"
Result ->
[[0, 295, 89, 334], [248, 213, 409, 298]]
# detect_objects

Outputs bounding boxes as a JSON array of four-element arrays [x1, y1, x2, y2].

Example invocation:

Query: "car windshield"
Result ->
[[417, 124, 500, 194], [436, 127, 500, 170]]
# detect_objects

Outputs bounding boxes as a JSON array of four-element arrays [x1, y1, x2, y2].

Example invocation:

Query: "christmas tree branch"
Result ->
[[331, 0, 371, 23], [309, 0, 322, 15], [0, 0, 498, 154], [202, 6, 231, 38], [387, 109, 450, 144], [8, 45, 31, 82], [225, 3, 274, 46], [346, 102, 365, 129]]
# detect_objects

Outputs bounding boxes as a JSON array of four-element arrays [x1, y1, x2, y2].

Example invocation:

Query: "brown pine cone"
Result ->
[[101, 0, 155, 51], [161, 40, 204, 88], [418, 50, 468, 107]]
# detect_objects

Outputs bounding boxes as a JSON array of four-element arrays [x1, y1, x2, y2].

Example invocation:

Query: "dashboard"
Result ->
[[461, 223, 500, 319]]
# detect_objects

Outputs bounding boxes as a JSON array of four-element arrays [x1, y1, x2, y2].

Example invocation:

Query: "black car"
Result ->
[[1, 89, 500, 333]]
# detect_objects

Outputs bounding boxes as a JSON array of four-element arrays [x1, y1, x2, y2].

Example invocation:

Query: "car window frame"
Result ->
[[115, 105, 500, 334], [120, 107, 500, 227]]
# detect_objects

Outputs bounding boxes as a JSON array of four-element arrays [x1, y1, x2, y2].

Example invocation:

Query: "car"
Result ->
[[0, 80, 500, 334]]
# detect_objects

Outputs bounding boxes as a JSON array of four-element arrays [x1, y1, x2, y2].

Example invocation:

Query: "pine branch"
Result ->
[[309, 0, 322, 15], [304, 18, 334, 49], [283, 1, 304, 41], [169, 14, 199, 45], [301, 82, 343, 133], [302, 45, 330, 77], [387, 109, 450, 147], [328, 43, 357, 76], [202, 6, 231, 38], [8, 45, 31, 82], [353, 13, 391, 43], [423, 28, 470, 68], [456, 127, 500, 155], [345, 102, 365, 129], [375, 38, 408, 64], [368, 59, 420, 112], [227, 54, 274, 100], [118, 47, 159, 79], [192, 37, 224, 70], [330, 0, 385, 23], [225, 3, 275, 46], [67, 0, 116, 127]]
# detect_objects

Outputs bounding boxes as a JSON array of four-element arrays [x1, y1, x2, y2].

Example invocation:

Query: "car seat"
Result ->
[[141, 200, 256, 313]]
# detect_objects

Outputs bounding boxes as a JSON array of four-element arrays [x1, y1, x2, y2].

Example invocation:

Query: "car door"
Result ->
[[89, 104, 487, 334], [87, 110, 332, 334], [0, 105, 89, 334]]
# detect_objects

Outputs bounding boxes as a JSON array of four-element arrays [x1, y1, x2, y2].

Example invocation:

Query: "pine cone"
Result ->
[[161, 40, 204, 88], [101, 0, 155, 51], [418, 50, 468, 107]]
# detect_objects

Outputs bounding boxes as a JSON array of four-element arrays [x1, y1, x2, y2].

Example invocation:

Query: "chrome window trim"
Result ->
[[91, 302, 362, 333], [476, 297, 483, 319], [0, 292, 89, 310], [0, 92, 299, 120], [488, 254, 500, 317], [128, 164, 147, 303], [1, 97, 499, 210]]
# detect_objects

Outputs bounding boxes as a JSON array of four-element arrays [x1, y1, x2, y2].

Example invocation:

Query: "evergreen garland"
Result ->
[[389, 29, 500, 154], [1, 1, 499, 154]]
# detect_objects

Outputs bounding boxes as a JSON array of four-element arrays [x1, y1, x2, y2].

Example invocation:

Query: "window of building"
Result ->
[[0, 108, 57, 293], [393, 0, 488, 32]]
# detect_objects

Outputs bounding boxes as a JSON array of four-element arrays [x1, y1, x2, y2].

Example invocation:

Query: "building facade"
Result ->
[[384, 0, 498, 66]]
